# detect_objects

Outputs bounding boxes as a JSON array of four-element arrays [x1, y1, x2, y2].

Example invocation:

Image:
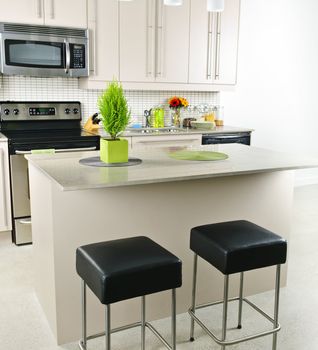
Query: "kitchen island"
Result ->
[[26, 144, 318, 345]]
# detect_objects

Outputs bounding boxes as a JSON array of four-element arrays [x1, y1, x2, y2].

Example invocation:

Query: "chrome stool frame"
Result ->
[[79, 280, 177, 350], [188, 254, 282, 350]]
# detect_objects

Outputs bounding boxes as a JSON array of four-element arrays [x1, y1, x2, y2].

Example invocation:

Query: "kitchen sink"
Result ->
[[125, 127, 185, 134]]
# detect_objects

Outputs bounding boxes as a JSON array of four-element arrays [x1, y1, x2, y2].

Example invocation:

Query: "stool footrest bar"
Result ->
[[78, 321, 173, 350], [188, 297, 281, 346]]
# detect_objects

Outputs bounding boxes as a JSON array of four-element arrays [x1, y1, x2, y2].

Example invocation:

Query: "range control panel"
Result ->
[[0, 101, 81, 121]]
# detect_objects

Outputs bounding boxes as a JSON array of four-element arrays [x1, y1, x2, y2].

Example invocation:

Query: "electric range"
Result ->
[[0, 101, 100, 245]]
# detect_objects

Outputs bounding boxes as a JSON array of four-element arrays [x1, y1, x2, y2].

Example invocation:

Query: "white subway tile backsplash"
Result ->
[[0, 76, 219, 125]]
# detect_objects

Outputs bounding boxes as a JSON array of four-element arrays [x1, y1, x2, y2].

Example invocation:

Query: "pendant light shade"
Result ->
[[164, 0, 183, 6], [207, 0, 224, 12]]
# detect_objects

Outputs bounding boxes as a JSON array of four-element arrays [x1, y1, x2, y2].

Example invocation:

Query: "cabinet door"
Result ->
[[155, 0, 190, 83], [216, 0, 240, 84], [119, 0, 156, 82], [189, 0, 240, 85], [86, 0, 119, 81], [44, 0, 87, 28], [0, 143, 12, 232], [0, 0, 44, 25]]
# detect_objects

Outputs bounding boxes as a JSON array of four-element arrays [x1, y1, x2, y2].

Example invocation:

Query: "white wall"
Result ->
[[221, 0, 318, 186]]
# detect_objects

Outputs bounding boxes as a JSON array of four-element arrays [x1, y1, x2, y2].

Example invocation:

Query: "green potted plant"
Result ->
[[98, 80, 130, 163]]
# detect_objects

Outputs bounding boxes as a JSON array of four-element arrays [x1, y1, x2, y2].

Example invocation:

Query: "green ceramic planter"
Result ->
[[100, 138, 128, 163]]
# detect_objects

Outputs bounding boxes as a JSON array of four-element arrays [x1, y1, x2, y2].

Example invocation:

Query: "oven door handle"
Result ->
[[55, 147, 97, 153], [15, 146, 97, 155]]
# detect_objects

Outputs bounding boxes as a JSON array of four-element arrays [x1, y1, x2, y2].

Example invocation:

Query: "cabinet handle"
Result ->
[[0, 150, 8, 228], [206, 12, 214, 80], [89, 0, 98, 75], [137, 139, 200, 144], [146, 0, 155, 77], [214, 12, 222, 80], [50, 0, 55, 19], [36, 0, 42, 18], [155, 0, 165, 78]]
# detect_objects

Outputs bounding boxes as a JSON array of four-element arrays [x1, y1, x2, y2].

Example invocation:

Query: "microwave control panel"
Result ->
[[70, 44, 86, 69]]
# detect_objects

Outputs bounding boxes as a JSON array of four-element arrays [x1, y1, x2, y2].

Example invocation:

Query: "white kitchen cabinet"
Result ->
[[0, 0, 44, 25], [0, 0, 87, 28], [0, 141, 12, 232], [188, 0, 240, 85], [131, 134, 202, 150], [119, 0, 190, 84], [43, 0, 87, 28], [81, 0, 119, 87]]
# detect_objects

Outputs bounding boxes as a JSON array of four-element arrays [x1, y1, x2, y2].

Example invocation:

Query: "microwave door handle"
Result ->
[[65, 41, 70, 74]]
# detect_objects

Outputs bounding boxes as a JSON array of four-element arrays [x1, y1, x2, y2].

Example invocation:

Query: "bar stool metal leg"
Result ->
[[141, 296, 146, 350], [190, 254, 198, 341], [172, 289, 177, 350], [105, 305, 111, 350], [221, 275, 229, 350], [81, 280, 87, 349], [272, 265, 281, 350], [237, 272, 244, 329]]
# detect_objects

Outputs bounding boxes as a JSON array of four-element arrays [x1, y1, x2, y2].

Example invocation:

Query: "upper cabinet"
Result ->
[[43, 0, 87, 28], [189, 0, 240, 85], [87, 0, 119, 81], [0, 0, 44, 25], [119, 0, 190, 84], [0, 0, 87, 28]]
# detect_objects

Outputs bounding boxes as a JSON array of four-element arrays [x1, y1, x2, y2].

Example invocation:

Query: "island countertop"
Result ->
[[25, 144, 318, 191]]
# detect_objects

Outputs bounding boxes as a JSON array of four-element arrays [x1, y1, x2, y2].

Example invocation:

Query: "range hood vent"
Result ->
[[0, 23, 87, 38]]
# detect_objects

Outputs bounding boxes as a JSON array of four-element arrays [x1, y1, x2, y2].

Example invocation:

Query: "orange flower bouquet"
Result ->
[[168, 96, 189, 127]]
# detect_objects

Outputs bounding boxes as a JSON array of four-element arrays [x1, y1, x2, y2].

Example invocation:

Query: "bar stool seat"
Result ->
[[76, 236, 182, 304], [190, 220, 287, 274], [76, 236, 182, 350], [188, 220, 287, 350]]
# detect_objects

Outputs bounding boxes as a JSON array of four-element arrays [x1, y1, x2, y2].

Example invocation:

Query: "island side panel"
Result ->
[[46, 171, 294, 344], [28, 164, 58, 338]]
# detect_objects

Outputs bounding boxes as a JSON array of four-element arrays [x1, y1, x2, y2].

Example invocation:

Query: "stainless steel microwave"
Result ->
[[0, 23, 89, 77]]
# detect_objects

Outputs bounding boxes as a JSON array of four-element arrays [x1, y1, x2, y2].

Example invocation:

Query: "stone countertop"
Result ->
[[0, 133, 8, 142], [25, 144, 318, 192], [96, 125, 254, 138]]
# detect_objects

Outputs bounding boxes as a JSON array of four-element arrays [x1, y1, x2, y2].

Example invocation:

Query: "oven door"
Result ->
[[0, 32, 67, 77], [10, 154, 30, 219], [10, 154, 32, 245]]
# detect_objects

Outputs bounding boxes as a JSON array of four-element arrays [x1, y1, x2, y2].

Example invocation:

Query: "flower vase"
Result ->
[[171, 109, 181, 128]]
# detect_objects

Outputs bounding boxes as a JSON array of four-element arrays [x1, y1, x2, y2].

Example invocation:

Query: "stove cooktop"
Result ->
[[3, 128, 100, 154]]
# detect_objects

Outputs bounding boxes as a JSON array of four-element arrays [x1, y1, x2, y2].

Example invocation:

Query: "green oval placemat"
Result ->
[[168, 150, 228, 161]]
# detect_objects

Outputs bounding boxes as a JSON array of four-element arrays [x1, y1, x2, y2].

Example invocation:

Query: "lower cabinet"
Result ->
[[131, 134, 202, 150], [0, 142, 12, 232]]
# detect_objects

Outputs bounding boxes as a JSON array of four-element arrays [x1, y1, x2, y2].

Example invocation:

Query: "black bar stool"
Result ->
[[188, 220, 287, 350], [76, 236, 182, 350]]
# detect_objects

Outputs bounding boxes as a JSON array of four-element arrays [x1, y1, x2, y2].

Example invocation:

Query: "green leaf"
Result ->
[[98, 80, 131, 139]]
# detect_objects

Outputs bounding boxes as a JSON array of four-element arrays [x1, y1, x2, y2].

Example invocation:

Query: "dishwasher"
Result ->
[[202, 132, 251, 145]]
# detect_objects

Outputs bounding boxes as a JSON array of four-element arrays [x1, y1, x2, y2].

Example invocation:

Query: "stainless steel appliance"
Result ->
[[0, 101, 100, 245], [202, 132, 251, 145], [0, 23, 88, 77]]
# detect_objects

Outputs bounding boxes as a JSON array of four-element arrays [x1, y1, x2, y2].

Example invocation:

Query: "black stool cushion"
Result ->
[[190, 220, 287, 275], [76, 236, 182, 304]]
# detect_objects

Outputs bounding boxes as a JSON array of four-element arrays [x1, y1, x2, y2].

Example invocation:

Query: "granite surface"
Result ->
[[25, 144, 318, 191]]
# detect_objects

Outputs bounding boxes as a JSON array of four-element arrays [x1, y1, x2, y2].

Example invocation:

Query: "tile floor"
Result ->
[[1, 184, 318, 350]]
